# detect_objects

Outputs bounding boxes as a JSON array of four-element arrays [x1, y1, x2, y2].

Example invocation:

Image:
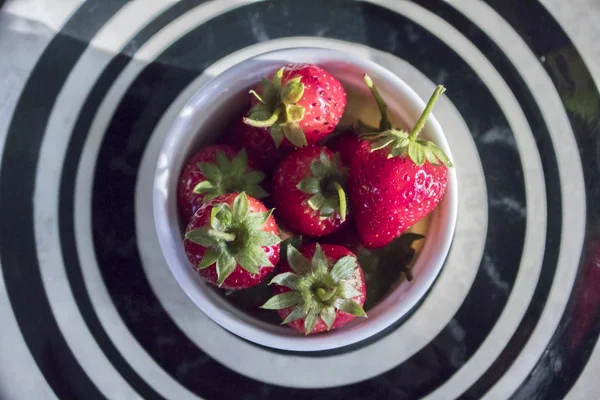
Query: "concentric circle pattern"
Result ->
[[0, 0, 598, 399]]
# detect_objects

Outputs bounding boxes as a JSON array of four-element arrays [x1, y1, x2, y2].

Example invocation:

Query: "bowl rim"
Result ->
[[153, 47, 459, 352]]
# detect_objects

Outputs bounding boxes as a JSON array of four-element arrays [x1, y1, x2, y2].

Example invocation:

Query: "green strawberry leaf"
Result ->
[[281, 77, 305, 105], [232, 192, 249, 221], [270, 125, 285, 148], [303, 307, 320, 335], [251, 230, 282, 247], [330, 256, 357, 282], [334, 299, 366, 317], [247, 103, 274, 123], [198, 162, 222, 182], [281, 305, 307, 325], [286, 104, 305, 123], [297, 177, 320, 194], [197, 248, 221, 270], [308, 193, 326, 210], [215, 151, 231, 174], [244, 170, 266, 185], [320, 306, 336, 330], [260, 291, 302, 310], [246, 209, 273, 228], [235, 247, 264, 275], [337, 281, 362, 299], [193, 180, 215, 194], [286, 245, 311, 275], [270, 272, 301, 290], [185, 228, 218, 247], [408, 141, 425, 166], [230, 149, 248, 177], [210, 204, 227, 230], [245, 185, 269, 200], [282, 123, 308, 147], [216, 251, 237, 287], [272, 67, 283, 89], [427, 141, 453, 167], [311, 244, 329, 276]]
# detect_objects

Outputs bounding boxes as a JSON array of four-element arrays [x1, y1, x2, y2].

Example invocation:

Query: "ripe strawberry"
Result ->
[[326, 131, 362, 167], [229, 119, 291, 172], [349, 75, 453, 248], [273, 145, 349, 237], [184, 192, 281, 290], [243, 64, 346, 148], [177, 145, 268, 221], [261, 243, 366, 335]]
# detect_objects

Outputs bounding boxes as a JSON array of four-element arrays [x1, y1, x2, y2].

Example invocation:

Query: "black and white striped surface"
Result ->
[[0, 0, 599, 399]]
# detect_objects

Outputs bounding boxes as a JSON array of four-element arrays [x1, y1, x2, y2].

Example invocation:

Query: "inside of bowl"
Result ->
[[173, 63, 439, 335]]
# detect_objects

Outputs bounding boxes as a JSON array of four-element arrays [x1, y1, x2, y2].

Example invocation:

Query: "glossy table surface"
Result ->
[[0, 0, 599, 399]]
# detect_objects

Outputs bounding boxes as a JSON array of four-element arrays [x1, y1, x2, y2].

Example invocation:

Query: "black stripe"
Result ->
[[482, 1, 600, 398], [88, 1, 530, 398], [57, 1, 215, 400], [0, 2, 128, 399]]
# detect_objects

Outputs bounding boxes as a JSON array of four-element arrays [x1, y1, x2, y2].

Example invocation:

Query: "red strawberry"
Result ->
[[349, 76, 452, 248], [273, 145, 349, 237], [243, 64, 346, 148], [326, 131, 363, 167], [184, 192, 281, 290], [261, 243, 366, 335], [177, 145, 268, 221], [229, 119, 292, 172]]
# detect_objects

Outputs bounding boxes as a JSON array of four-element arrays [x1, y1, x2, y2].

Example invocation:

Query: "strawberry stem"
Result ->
[[409, 85, 446, 141], [243, 108, 281, 128], [364, 74, 391, 131], [249, 89, 266, 104], [207, 229, 236, 242], [316, 287, 335, 301], [331, 181, 347, 222]]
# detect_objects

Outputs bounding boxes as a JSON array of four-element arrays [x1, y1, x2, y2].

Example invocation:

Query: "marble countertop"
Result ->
[[0, 1, 599, 399]]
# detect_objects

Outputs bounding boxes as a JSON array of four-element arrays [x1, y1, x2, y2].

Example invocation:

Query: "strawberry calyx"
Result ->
[[358, 75, 453, 167], [193, 149, 268, 202], [296, 150, 348, 222], [243, 67, 308, 148], [261, 243, 366, 335], [185, 193, 281, 286]]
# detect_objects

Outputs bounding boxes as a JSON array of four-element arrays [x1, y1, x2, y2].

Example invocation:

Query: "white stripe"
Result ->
[[136, 36, 487, 387], [4, 0, 83, 33], [34, 1, 180, 399], [0, 2, 81, 399], [0, 264, 57, 400], [425, 1, 586, 399]]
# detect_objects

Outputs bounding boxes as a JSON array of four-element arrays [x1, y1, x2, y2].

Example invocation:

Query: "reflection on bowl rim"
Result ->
[[153, 47, 458, 352]]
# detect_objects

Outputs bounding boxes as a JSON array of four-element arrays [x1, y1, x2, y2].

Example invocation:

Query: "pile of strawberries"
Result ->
[[178, 63, 452, 335]]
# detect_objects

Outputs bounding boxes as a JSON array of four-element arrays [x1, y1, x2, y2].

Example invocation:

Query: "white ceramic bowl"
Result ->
[[153, 48, 458, 352]]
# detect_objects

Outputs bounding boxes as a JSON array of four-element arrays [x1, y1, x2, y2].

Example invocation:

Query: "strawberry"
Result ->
[[261, 243, 366, 335], [177, 145, 268, 221], [228, 119, 292, 172], [243, 64, 346, 148], [184, 192, 281, 290], [273, 145, 349, 237], [349, 75, 453, 248], [326, 131, 362, 167]]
